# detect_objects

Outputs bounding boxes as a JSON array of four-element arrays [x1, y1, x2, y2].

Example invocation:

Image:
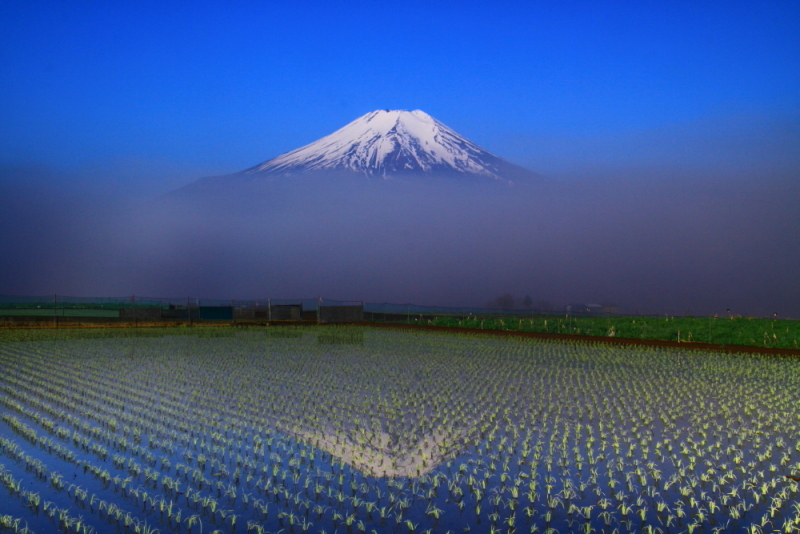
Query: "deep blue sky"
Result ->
[[1, 1, 799, 315], [2, 0, 798, 194]]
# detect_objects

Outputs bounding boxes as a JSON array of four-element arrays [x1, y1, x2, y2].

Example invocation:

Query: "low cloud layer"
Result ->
[[1, 167, 798, 317]]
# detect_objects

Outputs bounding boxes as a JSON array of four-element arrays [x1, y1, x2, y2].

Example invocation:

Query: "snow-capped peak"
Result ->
[[243, 109, 516, 179]]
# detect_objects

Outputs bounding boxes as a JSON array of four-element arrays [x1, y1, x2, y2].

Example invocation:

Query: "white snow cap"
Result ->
[[246, 109, 508, 178]]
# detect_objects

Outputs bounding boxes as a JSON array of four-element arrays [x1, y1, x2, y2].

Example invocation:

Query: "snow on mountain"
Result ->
[[170, 110, 541, 199], [240, 109, 532, 182]]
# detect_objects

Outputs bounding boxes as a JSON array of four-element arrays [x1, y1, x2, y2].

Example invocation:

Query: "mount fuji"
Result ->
[[175, 110, 541, 195]]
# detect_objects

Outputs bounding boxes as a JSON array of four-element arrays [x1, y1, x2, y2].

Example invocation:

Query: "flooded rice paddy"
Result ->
[[0, 326, 798, 534]]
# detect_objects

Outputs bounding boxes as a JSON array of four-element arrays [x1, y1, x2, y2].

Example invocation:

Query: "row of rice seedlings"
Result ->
[[0, 407, 229, 532], [0, 434, 172, 534], [0, 513, 35, 534], [0, 358, 250, 528], [1, 455, 94, 534], [0, 364, 354, 524]]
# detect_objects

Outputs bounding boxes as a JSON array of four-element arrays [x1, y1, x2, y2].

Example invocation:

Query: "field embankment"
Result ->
[[364, 312, 800, 352], [2, 309, 799, 354]]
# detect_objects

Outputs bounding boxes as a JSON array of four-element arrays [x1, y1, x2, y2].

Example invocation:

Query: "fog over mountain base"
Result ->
[[1, 167, 797, 317]]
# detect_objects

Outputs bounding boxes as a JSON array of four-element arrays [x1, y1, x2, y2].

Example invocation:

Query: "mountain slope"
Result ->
[[174, 110, 542, 196], [242, 109, 536, 182]]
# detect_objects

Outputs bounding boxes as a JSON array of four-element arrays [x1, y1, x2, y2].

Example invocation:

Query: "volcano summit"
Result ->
[[177, 109, 540, 194], [243, 109, 537, 181]]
